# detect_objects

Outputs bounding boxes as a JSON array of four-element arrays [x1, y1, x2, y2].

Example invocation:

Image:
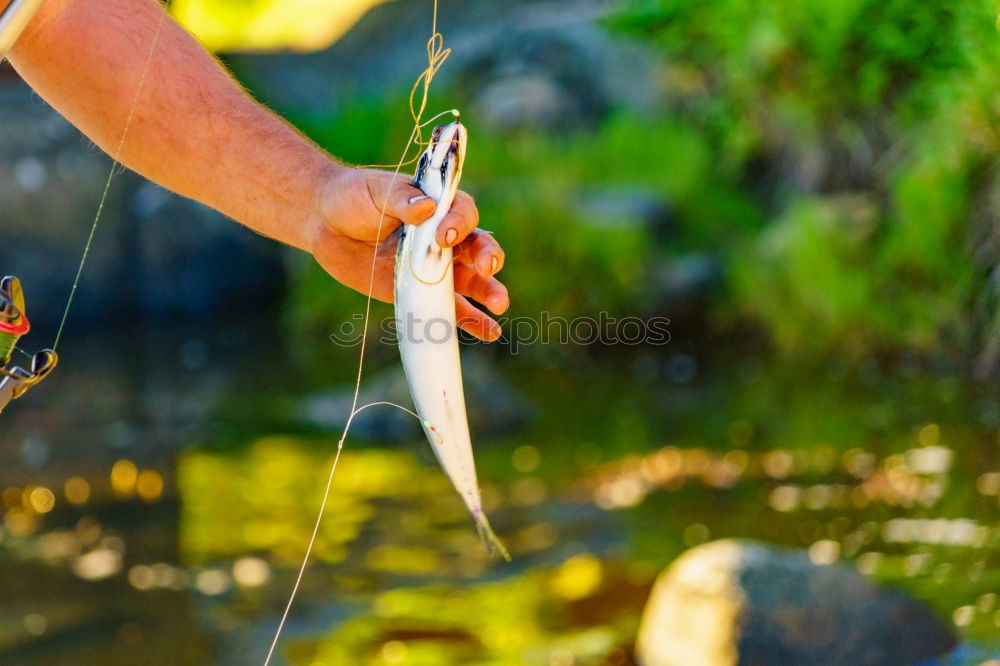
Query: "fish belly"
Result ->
[[395, 217, 482, 515]]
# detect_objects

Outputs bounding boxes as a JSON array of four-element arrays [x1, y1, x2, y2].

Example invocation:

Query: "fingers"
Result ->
[[455, 295, 502, 342], [365, 173, 480, 249], [321, 170, 506, 344], [454, 230, 505, 277], [454, 265, 509, 315], [313, 224, 510, 311], [366, 172, 436, 227], [312, 227, 508, 343], [436, 190, 479, 248]]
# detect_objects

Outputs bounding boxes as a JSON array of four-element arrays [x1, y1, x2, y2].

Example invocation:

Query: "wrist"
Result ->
[[304, 160, 348, 254]]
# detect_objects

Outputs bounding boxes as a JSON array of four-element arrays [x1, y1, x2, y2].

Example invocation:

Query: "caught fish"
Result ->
[[393, 118, 509, 560]]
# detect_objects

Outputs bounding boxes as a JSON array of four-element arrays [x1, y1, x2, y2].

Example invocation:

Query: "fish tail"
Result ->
[[473, 510, 511, 562]]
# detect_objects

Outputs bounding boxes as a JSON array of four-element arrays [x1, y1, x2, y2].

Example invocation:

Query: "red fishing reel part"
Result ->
[[0, 312, 30, 337], [0, 275, 56, 412], [0, 281, 30, 337]]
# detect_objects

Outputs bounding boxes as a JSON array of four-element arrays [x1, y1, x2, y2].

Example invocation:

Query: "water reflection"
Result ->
[[0, 323, 997, 663]]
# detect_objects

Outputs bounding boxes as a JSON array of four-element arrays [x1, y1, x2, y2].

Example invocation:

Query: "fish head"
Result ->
[[414, 119, 467, 203]]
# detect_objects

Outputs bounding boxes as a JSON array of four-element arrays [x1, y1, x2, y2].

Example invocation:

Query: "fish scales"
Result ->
[[393, 119, 509, 559]]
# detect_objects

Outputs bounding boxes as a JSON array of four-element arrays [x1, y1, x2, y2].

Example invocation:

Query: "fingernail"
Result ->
[[408, 195, 430, 205], [445, 228, 458, 246], [490, 256, 499, 274]]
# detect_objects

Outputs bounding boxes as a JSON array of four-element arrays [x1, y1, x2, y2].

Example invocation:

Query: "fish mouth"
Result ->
[[429, 120, 466, 169], [413, 120, 466, 199], [430, 124, 444, 145], [447, 121, 467, 161], [448, 126, 465, 160]]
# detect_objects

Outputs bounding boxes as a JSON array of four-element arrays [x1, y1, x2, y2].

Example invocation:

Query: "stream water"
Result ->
[[0, 314, 997, 664]]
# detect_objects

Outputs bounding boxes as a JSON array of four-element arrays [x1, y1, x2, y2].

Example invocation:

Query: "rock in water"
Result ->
[[635, 539, 956, 666]]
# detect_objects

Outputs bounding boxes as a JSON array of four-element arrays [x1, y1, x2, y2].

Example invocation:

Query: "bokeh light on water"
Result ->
[[0, 326, 996, 663], [2, 0, 1000, 662]]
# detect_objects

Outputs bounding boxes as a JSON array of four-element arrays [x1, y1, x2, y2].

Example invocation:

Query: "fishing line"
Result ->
[[6, 7, 166, 370], [360, 109, 460, 171], [264, 2, 452, 663], [351, 400, 445, 445], [264, 129, 421, 666], [50, 8, 168, 353], [409, 7, 450, 143], [408, 252, 452, 286], [418, 108, 460, 128]]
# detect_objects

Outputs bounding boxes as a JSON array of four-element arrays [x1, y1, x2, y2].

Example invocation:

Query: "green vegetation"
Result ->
[[285, 0, 999, 367], [174, 357, 1000, 663], [286, 103, 762, 346], [612, 0, 999, 359]]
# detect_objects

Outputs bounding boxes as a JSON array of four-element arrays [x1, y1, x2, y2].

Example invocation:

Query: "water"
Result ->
[[0, 315, 997, 664]]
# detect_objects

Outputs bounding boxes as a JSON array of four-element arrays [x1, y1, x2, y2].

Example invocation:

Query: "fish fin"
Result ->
[[474, 512, 511, 562], [376, 226, 404, 261]]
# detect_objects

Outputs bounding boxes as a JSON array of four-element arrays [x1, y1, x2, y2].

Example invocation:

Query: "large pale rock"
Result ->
[[636, 539, 956, 666]]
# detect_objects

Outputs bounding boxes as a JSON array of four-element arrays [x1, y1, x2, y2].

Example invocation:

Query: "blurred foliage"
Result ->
[[286, 100, 761, 342], [610, 0, 999, 358], [286, 0, 1000, 366], [171, 0, 389, 52], [171, 354, 999, 662], [6, 338, 996, 660], [295, 556, 637, 665], [178, 437, 479, 567]]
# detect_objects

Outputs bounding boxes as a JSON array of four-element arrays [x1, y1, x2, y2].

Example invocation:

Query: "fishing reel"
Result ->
[[0, 276, 57, 414]]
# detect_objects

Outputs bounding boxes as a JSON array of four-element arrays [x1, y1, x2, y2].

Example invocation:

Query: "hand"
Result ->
[[310, 166, 509, 342]]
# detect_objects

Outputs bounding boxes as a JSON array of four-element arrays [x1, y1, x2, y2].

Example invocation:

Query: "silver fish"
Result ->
[[393, 119, 509, 559]]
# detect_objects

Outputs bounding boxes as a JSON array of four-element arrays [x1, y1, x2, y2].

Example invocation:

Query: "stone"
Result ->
[[649, 253, 722, 314], [474, 74, 579, 129], [635, 539, 956, 666], [576, 185, 675, 239], [228, 0, 664, 123]]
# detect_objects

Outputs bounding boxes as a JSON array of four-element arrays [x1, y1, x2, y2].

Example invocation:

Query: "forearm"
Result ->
[[7, 0, 338, 251]]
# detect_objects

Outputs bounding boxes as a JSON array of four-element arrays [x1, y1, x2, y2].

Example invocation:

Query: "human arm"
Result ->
[[4, 0, 507, 340]]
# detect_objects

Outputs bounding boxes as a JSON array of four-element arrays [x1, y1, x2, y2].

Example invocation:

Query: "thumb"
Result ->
[[370, 175, 437, 226]]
